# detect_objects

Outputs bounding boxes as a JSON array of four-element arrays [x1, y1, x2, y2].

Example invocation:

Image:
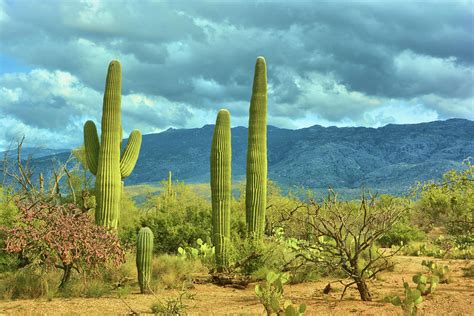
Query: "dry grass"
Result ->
[[0, 256, 473, 315]]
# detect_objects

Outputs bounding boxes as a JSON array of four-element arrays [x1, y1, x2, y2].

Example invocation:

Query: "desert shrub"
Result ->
[[178, 238, 215, 270], [58, 276, 112, 298], [1, 198, 125, 289], [298, 191, 407, 301], [150, 286, 195, 315], [142, 182, 212, 254], [413, 161, 473, 236], [0, 267, 58, 299], [227, 229, 320, 284], [378, 222, 426, 248], [0, 186, 19, 273], [151, 254, 205, 290], [84, 279, 110, 298], [118, 192, 142, 245]]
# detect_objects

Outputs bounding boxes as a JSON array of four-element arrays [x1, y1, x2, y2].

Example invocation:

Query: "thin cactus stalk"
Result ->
[[83, 60, 142, 229], [136, 227, 154, 294], [167, 171, 173, 198], [211, 109, 232, 269], [39, 172, 44, 193], [245, 56, 268, 240]]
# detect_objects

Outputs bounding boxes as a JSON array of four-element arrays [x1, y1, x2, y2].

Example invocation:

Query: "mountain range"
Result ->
[[3, 119, 473, 198]]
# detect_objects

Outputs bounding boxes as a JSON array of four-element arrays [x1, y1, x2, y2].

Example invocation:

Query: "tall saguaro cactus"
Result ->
[[83, 60, 142, 229], [211, 109, 232, 269], [136, 227, 154, 294], [245, 56, 268, 240]]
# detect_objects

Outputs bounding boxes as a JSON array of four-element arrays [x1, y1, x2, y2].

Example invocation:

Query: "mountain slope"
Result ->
[[128, 118, 473, 194], [18, 119, 474, 196]]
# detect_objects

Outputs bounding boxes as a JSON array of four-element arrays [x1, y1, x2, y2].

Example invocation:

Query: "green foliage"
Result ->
[[137, 227, 154, 294], [83, 60, 142, 228], [412, 272, 439, 296], [118, 191, 142, 245], [210, 109, 232, 270], [421, 260, 450, 284], [0, 186, 19, 273], [150, 285, 195, 315], [378, 222, 426, 248], [413, 161, 473, 236], [0, 267, 53, 300], [385, 281, 423, 316], [84, 279, 110, 298], [246, 56, 268, 241], [142, 181, 212, 254], [151, 254, 205, 290], [177, 238, 215, 270], [255, 272, 306, 316]]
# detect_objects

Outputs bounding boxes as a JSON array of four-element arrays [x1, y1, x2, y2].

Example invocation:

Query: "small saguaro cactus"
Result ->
[[245, 56, 268, 240], [83, 60, 142, 229], [167, 171, 173, 198], [210, 109, 232, 269], [136, 227, 154, 294]]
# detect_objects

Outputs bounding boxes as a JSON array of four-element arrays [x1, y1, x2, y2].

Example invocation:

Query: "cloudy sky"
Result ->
[[0, 0, 473, 150]]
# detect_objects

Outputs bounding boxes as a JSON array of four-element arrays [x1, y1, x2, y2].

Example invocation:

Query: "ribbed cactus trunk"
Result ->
[[211, 109, 232, 270], [167, 171, 173, 198], [245, 57, 268, 241], [95, 61, 122, 228], [84, 60, 142, 229], [136, 227, 154, 294]]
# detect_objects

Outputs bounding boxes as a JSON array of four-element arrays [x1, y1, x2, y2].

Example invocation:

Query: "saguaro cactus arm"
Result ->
[[120, 129, 142, 178], [83, 120, 100, 175]]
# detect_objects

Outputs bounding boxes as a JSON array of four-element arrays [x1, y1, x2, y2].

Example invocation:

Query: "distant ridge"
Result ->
[[15, 119, 474, 197]]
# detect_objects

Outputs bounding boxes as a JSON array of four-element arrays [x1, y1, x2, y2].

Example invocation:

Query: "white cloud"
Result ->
[[0, 1, 472, 149]]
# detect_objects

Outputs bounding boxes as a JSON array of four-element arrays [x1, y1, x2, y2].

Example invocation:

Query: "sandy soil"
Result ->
[[0, 256, 473, 315]]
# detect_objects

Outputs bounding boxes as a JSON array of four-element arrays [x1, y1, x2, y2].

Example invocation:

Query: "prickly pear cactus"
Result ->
[[136, 227, 154, 294], [83, 60, 142, 228], [385, 281, 423, 316]]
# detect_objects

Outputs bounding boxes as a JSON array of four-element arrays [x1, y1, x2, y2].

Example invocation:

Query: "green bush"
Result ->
[[151, 254, 206, 290], [412, 162, 473, 236], [0, 186, 19, 273], [84, 279, 109, 298], [0, 268, 55, 300], [378, 222, 426, 248], [141, 182, 212, 254]]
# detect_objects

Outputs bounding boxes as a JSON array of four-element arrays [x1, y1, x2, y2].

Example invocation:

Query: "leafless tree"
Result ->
[[1, 137, 85, 206], [297, 189, 406, 301]]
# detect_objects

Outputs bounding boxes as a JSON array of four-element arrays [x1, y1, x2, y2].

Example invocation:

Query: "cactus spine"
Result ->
[[136, 227, 154, 294], [210, 109, 232, 269], [245, 56, 268, 240], [83, 60, 142, 229]]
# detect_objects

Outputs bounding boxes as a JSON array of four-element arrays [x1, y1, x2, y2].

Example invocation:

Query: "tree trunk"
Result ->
[[59, 265, 72, 289], [355, 277, 372, 301]]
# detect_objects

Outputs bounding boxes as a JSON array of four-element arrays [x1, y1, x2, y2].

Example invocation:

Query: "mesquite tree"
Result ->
[[1, 198, 125, 288], [299, 190, 406, 301]]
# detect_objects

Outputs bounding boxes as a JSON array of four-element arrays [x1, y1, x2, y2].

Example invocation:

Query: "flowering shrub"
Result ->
[[1, 198, 125, 288]]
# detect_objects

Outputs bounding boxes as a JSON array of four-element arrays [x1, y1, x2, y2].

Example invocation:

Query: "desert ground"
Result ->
[[1, 256, 472, 315]]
